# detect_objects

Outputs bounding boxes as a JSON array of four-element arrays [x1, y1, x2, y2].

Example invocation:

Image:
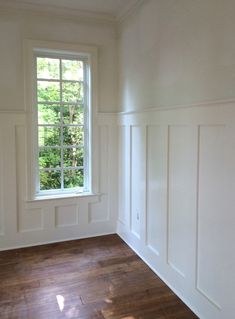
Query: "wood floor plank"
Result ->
[[0, 235, 198, 319]]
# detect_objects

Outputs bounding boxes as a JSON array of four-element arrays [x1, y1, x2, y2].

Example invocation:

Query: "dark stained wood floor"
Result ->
[[0, 235, 198, 319]]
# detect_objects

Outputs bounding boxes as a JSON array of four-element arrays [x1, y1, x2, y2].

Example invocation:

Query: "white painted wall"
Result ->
[[0, 9, 118, 249], [117, 102, 235, 319], [118, 0, 235, 112], [117, 1, 235, 318], [0, 9, 117, 113]]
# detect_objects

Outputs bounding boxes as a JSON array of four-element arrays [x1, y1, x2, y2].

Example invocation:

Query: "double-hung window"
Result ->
[[34, 51, 90, 196]]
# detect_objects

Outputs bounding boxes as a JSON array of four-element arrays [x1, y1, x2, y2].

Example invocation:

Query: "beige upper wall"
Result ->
[[118, 0, 235, 112], [0, 9, 118, 113], [2, 0, 235, 114]]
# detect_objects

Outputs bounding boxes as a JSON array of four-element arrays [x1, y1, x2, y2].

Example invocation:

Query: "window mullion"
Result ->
[[40, 168, 62, 172], [37, 78, 83, 84], [38, 101, 83, 106], [59, 58, 64, 191], [83, 62, 89, 192]]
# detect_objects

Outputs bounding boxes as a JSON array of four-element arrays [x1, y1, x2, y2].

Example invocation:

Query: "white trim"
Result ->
[[116, 0, 145, 23], [118, 98, 235, 116], [0, 0, 144, 25], [2, 97, 235, 116], [27, 192, 100, 203], [0, 0, 116, 25], [0, 231, 116, 252], [24, 39, 98, 201]]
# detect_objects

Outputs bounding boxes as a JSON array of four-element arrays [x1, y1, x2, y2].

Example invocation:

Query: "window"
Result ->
[[34, 51, 90, 196]]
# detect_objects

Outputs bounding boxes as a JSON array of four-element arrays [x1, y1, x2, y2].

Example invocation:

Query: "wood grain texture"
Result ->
[[0, 235, 198, 319]]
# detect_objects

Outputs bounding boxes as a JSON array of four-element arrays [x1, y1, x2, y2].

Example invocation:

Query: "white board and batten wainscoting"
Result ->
[[0, 112, 118, 249], [117, 100, 235, 319], [0, 1, 234, 318], [0, 101, 235, 319]]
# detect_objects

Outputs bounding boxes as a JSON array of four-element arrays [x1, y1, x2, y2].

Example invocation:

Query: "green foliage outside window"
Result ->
[[37, 57, 85, 191]]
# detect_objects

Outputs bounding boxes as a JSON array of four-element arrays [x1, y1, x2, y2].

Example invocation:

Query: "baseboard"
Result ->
[[0, 231, 116, 251]]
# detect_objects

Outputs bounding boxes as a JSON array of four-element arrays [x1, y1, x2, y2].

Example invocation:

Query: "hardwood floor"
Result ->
[[0, 235, 198, 319]]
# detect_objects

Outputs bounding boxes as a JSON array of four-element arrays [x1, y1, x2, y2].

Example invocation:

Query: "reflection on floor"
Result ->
[[0, 234, 198, 318]]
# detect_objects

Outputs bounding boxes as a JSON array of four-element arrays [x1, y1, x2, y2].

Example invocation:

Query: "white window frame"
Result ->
[[35, 52, 89, 196], [24, 40, 98, 200]]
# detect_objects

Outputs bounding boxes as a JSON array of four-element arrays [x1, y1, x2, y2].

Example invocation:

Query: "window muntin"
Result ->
[[35, 54, 89, 195]]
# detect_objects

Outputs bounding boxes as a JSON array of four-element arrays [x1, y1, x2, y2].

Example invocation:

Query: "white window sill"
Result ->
[[26, 192, 99, 203]]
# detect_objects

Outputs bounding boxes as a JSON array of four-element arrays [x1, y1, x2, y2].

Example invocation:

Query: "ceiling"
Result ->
[[0, 0, 141, 20]]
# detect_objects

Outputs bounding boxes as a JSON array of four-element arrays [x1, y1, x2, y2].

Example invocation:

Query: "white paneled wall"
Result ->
[[117, 102, 235, 319], [1, 102, 234, 318], [0, 125, 4, 236], [0, 112, 117, 250]]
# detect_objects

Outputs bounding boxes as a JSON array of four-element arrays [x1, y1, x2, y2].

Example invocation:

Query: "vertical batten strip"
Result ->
[[129, 125, 132, 232], [144, 125, 149, 246], [195, 125, 201, 290], [166, 125, 170, 265], [0, 126, 4, 236]]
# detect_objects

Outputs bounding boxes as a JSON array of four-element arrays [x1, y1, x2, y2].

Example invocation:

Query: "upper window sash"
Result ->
[[24, 40, 98, 200]]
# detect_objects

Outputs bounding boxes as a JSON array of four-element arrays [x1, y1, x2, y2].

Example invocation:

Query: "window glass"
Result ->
[[36, 55, 88, 193]]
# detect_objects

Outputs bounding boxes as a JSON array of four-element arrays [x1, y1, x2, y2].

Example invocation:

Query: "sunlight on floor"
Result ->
[[65, 306, 80, 318], [56, 295, 65, 311], [56, 294, 80, 318], [105, 298, 113, 304]]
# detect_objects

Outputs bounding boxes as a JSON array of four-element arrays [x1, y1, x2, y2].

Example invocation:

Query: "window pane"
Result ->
[[63, 148, 83, 168], [35, 54, 89, 194], [39, 148, 61, 169], [62, 82, 83, 103], [38, 104, 61, 125], [40, 170, 61, 190], [37, 81, 60, 102], [63, 127, 84, 146], [63, 105, 83, 125], [64, 169, 83, 188], [62, 60, 83, 81], [37, 57, 59, 79], [38, 127, 61, 146]]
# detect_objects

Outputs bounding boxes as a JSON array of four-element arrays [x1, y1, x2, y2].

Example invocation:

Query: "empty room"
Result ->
[[0, 0, 234, 318]]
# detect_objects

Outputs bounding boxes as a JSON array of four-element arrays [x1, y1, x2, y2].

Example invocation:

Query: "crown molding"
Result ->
[[0, 0, 146, 26], [116, 0, 146, 23], [0, 0, 116, 26]]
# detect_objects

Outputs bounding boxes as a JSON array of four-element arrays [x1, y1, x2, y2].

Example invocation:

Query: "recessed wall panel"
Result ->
[[146, 125, 167, 255], [168, 126, 197, 277], [20, 208, 43, 232], [55, 205, 78, 227], [197, 125, 226, 309], [118, 126, 131, 226], [15, 125, 44, 233], [131, 125, 146, 239], [99, 126, 109, 193]]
